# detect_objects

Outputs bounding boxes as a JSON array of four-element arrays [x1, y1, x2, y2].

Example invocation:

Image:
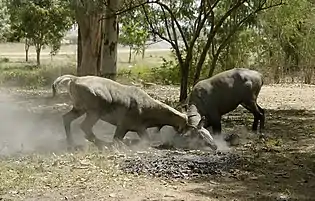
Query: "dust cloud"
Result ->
[[0, 89, 235, 156], [146, 126, 234, 152], [0, 91, 70, 156], [213, 134, 231, 152]]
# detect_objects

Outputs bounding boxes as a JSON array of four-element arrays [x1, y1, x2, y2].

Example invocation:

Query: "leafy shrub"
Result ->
[[117, 58, 181, 85], [0, 58, 183, 88], [150, 58, 180, 85], [0, 62, 76, 88], [0, 57, 9, 63]]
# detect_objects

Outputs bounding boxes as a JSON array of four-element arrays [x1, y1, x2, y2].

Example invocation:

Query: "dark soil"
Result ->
[[1, 84, 315, 201], [120, 149, 240, 179]]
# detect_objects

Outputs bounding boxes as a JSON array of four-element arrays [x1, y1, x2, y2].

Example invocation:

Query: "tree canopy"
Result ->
[[132, 0, 284, 101], [6, 0, 74, 65], [119, 9, 149, 63], [2, 0, 315, 101], [0, 0, 11, 42]]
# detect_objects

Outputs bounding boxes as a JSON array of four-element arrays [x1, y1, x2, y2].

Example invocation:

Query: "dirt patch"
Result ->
[[0, 84, 315, 200], [120, 149, 240, 179]]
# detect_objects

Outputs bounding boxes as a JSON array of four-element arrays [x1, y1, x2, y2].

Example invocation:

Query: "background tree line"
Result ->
[[0, 0, 315, 101]]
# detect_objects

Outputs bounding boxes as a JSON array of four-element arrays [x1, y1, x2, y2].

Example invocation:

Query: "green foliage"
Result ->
[[6, 0, 75, 65], [0, 0, 11, 41], [117, 61, 180, 86], [0, 62, 76, 88], [119, 9, 149, 62], [0, 57, 9, 63], [141, 0, 284, 101], [214, 28, 260, 72], [255, 0, 315, 83], [152, 58, 180, 85], [0, 60, 179, 89]]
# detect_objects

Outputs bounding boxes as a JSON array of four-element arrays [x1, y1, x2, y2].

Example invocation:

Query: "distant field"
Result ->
[[0, 42, 173, 68]]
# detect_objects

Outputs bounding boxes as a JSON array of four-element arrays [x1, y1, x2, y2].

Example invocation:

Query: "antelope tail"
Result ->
[[52, 74, 77, 97]]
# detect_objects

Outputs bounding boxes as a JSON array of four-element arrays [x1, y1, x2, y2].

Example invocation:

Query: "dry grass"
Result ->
[[0, 42, 174, 89], [1, 43, 315, 200], [0, 42, 172, 68], [0, 150, 159, 201], [0, 84, 314, 200]]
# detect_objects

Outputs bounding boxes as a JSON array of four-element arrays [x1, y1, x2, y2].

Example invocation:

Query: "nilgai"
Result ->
[[185, 68, 265, 135], [52, 75, 217, 150]]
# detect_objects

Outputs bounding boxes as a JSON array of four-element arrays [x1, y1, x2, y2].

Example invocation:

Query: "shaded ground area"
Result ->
[[121, 150, 240, 179], [0, 84, 315, 200]]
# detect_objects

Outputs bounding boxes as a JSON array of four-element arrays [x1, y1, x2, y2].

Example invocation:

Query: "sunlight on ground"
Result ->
[[0, 44, 315, 200], [0, 42, 173, 69]]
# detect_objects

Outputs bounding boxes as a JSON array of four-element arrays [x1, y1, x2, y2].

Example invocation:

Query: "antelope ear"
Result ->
[[182, 103, 188, 111], [153, 126, 163, 133], [197, 116, 206, 129], [176, 103, 188, 112]]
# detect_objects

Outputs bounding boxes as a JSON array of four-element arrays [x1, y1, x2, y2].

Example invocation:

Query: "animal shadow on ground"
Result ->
[[187, 108, 315, 201]]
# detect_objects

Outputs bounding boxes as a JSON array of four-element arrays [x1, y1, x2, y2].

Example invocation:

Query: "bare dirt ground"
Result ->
[[0, 84, 315, 201]]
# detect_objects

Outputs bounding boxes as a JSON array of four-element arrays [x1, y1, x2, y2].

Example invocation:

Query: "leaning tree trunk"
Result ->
[[97, 18, 105, 76], [25, 39, 29, 62], [128, 46, 132, 63], [75, 14, 103, 76], [102, 0, 119, 80], [35, 44, 41, 66], [141, 44, 146, 59], [77, 25, 82, 74], [179, 64, 189, 102]]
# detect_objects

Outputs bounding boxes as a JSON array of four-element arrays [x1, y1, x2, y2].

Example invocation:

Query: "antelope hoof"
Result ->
[[112, 139, 129, 152], [259, 132, 266, 140], [66, 144, 84, 152], [224, 133, 240, 146], [66, 146, 75, 152], [95, 139, 107, 151]]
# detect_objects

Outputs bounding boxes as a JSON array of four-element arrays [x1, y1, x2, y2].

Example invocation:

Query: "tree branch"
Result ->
[[141, 5, 176, 50], [161, 6, 173, 43], [153, 1, 189, 50], [189, 0, 220, 55], [208, 0, 285, 77], [171, 16, 181, 50], [100, 0, 149, 21], [141, 4, 185, 67], [100, 0, 188, 52], [192, 1, 204, 36], [145, 39, 163, 46], [258, 1, 285, 12], [192, 0, 247, 84], [185, 0, 220, 70]]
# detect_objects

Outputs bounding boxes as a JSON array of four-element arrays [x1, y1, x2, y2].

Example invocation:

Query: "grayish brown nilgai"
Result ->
[[186, 68, 265, 135], [52, 75, 217, 150]]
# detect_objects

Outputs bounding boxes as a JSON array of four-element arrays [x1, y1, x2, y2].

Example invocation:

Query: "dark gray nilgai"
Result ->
[[186, 68, 265, 135], [51, 75, 218, 150]]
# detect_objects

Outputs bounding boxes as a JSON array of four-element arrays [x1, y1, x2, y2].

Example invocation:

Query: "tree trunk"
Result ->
[[97, 18, 105, 76], [102, 0, 119, 80], [128, 46, 132, 63], [142, 44, 145, 59], [76, 14, 103, 76], [208, 52, 220, 77], [274, 66, 280, 84], [35, 45, 41, 66], [193, 36, 213, 85], [179, 64, 189, 102], [77, 25, 82, 74], [25, 48, 29, 62], [208, 60, 216, 77], [25, 39, 29, 62]]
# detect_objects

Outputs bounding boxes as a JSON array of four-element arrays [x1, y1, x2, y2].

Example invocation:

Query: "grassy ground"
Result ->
[[0, 42, 172, 68], [0, 42, 174, 88], [0, 84, 315, 200], [0, 43, 315, 200]]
